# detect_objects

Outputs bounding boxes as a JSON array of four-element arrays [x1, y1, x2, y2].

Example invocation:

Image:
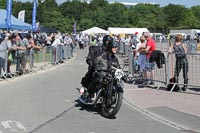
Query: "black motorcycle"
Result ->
[[77, 66, 124, 118]]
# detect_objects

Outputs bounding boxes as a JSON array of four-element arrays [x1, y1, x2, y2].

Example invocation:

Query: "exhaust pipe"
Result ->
[[79, 89, 102, 105]]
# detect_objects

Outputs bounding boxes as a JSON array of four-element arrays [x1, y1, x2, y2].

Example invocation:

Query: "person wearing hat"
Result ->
[[0, 32, 14, 75], [80, 38, 120, 99], [79, 35, 120, 97], [92, 39, 119, 72], [80, 35, 113, 89], [168, 34, 188, 91]]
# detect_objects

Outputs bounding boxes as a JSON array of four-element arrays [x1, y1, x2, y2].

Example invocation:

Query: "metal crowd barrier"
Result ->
[[0, 45, 73, 81], [120, 39, 200, 93], [167, 53, 200, 92], [117, 42, 130, 57]]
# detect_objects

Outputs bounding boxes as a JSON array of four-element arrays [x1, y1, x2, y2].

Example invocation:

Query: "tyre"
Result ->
[[101, 90, 123, 118]]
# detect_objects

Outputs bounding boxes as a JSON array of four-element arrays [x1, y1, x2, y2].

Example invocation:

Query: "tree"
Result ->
[[37, 0, 72, 32], [179, 9, 199, 29], [191, 6, 200, 28], [163, 4, 187, 29], [12, 1, 33, 23], [89, 0, 109, 10], [103, 3, 127, 28], [131, 4, 166, 32], [59, 0, 88, 21], [0, 0, 6, 9], [5, 0, 199, 33]]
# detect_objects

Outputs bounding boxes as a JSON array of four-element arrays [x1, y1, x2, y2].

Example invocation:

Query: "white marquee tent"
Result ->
[[108, 27, 149, 36], [81, 27, 108, 34]]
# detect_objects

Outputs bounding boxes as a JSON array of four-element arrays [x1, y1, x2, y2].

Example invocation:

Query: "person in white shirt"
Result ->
[[52, 34, 64, 63], [0, 33, 13, 75]]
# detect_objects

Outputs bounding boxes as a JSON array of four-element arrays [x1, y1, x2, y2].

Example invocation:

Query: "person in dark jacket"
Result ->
[[168, 34, 188, 91], [149, 50, 165, 69], [81, 35, 113, 88], [87, 39, 120, 91]]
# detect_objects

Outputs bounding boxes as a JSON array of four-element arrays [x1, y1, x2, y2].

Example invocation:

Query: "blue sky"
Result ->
[[19, 0, 200, 8], [110, 0, 200, 7]]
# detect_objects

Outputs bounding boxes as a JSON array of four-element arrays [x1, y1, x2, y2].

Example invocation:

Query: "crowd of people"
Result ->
[[0, 31, 123, 79], [0, 31, 91, 78], [0, 32, 43, 77], [0, 30, 189, 91], [126, 32, 188, 90], [111, 31, 189, 90]]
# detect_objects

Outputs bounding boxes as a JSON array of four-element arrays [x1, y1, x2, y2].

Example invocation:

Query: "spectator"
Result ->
[[64, 34, 74, 58], [15, 33, 23, 74], [168, 34, 188, 91], [90, 36, 96, 46], [29, 34, 42, 68], [16, 33, 31, 74], [141, 32, 156, 85], [69, 34, 75, 58], [133, 35, 147, 77], [130, 32, 140, 49], [0, 33, 13, 75], [0, 31, 5, 44], [125, 35, 130, 46], [52, 34, 62, 63], [58, 35, 64, 63], [46, 34, 52, 47], [45, 34, 52, 54], [0, 33, 7, 77], [79, 34, 84, 49]]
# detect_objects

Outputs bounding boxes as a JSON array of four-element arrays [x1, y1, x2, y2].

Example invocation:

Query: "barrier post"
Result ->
[[63, 45, 67, 60], [67, 45, 71, 59], [125, 45, 129, 57]]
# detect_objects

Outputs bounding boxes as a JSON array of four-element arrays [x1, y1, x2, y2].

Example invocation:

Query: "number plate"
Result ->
[[115, 69, 124, 80]]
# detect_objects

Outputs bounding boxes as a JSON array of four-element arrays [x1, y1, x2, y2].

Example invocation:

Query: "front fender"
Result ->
[[114, 80, 124, 93]]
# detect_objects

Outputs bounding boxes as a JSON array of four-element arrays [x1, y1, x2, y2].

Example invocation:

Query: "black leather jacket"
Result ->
[[93, 51, 120, 72]]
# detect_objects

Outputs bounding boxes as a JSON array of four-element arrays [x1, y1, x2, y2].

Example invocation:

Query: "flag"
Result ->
[[73, 21, 77, 34], [6, 0, 12, 29], [32, 0, 38, 30], [18, 10, 25, 22], [36, 22, 40, 29]]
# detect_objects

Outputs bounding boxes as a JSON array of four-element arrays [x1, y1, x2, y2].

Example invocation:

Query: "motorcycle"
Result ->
[[77, 66, 124, 118]]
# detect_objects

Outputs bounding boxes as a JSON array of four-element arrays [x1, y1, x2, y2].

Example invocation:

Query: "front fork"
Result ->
[[106, 79, 114, 104]]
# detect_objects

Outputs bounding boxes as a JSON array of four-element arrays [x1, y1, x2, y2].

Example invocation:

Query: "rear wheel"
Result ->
[[101, 89, 123, 118]]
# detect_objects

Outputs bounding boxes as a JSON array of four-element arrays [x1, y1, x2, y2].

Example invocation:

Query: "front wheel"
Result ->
[[101, 91, 123, 118]]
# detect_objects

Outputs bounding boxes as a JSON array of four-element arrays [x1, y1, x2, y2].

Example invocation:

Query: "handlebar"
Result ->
[[111, 66, 117, 70]]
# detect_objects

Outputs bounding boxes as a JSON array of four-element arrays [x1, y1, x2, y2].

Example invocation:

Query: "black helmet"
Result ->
[[102, 35, 113, 46], [107, 41, 117, 48]]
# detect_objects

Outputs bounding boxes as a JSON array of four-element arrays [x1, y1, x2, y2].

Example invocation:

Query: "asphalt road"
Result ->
[[0, 47, 188, 133]]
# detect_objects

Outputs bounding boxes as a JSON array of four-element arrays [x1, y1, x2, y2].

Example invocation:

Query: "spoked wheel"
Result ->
[[101, 90, 123, 118]]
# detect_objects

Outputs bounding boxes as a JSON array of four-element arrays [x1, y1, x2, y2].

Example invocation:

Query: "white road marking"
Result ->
[[65, 100, 70, 102], [1, 120, 26, 132]]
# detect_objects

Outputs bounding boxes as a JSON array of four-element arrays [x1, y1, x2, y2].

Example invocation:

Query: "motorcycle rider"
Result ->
[[80, 35, 114, 89], [80, 37, 121, 101]]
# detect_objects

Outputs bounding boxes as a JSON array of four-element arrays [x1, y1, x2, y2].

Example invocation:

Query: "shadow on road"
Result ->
[[74, 99, 116, 119]]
